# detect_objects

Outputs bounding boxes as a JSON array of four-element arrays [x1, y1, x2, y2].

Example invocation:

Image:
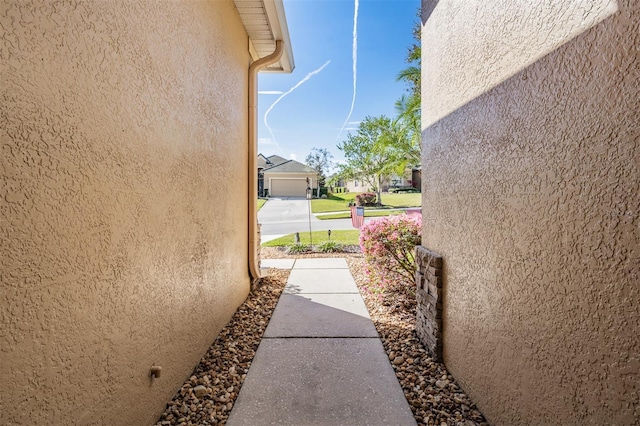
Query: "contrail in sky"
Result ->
[[335, 0, 359, 143], [263, 60, 332, 153]]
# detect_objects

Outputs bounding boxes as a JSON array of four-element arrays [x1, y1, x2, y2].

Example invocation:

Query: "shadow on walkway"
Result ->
[[227, 258, 417, 426]]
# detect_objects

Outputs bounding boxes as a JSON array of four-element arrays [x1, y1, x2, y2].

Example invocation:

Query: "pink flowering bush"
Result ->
[[355, 192, 377, 206], [359, 214, 421, 293]]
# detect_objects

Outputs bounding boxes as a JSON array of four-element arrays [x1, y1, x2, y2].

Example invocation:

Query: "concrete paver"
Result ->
[[263, 293, 379, 338], [293, 257, 349, 269], [285, 268, 359, 294], [226, 338, 416, 426], [227, 258, 416, 426], [261, 258, 296, 269]]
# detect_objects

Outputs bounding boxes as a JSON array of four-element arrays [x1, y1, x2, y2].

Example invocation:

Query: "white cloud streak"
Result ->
[[259, 90, 284, 95], [263, 61, 332, 154], [335, 0, 359, 143], [259, 137, 276, 146]]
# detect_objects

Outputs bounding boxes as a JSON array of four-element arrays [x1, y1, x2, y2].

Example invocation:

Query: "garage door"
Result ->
[[270, 179, 308, 197]]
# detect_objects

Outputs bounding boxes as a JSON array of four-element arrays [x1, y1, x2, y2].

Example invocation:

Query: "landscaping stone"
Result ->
[[153, 269, 288, 426], [154, 249, 487, 426], [344, 254, 488, 426], [415, 245, 444, 362]]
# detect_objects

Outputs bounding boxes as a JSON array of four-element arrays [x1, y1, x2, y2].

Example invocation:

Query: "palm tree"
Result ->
[[397, 65, 420, 96], [393, 13, 421, 171], [393, 92, 421, 169]]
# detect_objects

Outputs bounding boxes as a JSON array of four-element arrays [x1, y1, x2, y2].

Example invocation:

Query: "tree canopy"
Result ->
[[337, 116, 399, 204], [305, 147, 334, 184]]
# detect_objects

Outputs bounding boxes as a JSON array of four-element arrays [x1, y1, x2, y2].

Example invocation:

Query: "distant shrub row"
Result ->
[[355, 192, 377, 207]]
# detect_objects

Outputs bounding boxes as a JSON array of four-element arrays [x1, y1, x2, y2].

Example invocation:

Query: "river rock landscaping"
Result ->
[[155, 249, 486, 426], [154, 269, 288, 425]]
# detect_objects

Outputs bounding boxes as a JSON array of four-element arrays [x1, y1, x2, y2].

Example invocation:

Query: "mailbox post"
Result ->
[[306, 177, 313, 246]]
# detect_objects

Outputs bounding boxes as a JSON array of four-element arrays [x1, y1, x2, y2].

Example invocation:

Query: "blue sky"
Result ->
[[257, 0, 420, 168]]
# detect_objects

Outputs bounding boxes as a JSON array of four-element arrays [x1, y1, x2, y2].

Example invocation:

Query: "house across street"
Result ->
[[258, 154, 318, 197]]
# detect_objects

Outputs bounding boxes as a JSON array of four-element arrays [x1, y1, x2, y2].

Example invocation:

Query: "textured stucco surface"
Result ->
[[422, 0, 620, 128], [1, 1, 251, 424], [421, 0, 639, 424]]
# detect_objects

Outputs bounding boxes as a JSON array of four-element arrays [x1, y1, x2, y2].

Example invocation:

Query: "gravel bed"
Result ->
[[154, 269, 288, 426], [155, 248, 487, 425], [345, 257, 488, 426]]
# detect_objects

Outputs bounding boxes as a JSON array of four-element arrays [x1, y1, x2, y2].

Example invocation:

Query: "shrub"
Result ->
[[355, 192, 377, 207], [312, 187, 329, 197], [286, 243, 310, 254], [317, 241, 343, 253], [359, 214, 421, 292]]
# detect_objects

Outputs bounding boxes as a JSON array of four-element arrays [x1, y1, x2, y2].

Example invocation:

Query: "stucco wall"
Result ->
[[421, 0, 639, 424], [1, 1, 251, 424]]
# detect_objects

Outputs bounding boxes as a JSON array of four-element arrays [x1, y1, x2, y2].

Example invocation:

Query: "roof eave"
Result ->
[[235, 0, 295, 73]]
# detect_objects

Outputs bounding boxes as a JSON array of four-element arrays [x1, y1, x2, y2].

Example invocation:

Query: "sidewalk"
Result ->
[[314, 206, 421, 217], [227, 258, 416, 426]]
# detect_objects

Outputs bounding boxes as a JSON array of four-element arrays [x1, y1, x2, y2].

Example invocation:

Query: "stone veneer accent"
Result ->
[[415, 246, 443, 362]]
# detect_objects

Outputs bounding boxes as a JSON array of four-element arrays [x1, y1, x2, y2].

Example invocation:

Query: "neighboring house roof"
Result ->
[[266, 154, 288, 166], [257, 153, 288, 169], [233, 0, 294, 73], [257, 153, 270, 168], [263, 159, 318, 174]]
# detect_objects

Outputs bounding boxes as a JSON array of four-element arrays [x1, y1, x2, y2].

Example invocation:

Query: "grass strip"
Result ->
[[261, 230, 360, 247], [311, 192, 421, 213]]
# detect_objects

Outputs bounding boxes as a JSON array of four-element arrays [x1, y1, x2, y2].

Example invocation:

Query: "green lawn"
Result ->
[[311, 192, 421, 214], [261, 230, 361, 247], [310, 192, 358, 213], [257, 198, 267, 210], [380, 192, 421, 207]]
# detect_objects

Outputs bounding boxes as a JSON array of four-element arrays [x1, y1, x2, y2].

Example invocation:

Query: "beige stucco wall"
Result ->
[[1, 1, 251, 424], [345, 179, 367, 193], [421, 0, 639, 424]]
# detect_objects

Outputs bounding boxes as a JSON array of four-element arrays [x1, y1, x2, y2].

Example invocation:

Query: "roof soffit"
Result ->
[[233, 0, 294, 73]]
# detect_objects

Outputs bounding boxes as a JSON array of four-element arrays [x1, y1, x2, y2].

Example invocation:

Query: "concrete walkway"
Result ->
[[227, 258, 416, 426]]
